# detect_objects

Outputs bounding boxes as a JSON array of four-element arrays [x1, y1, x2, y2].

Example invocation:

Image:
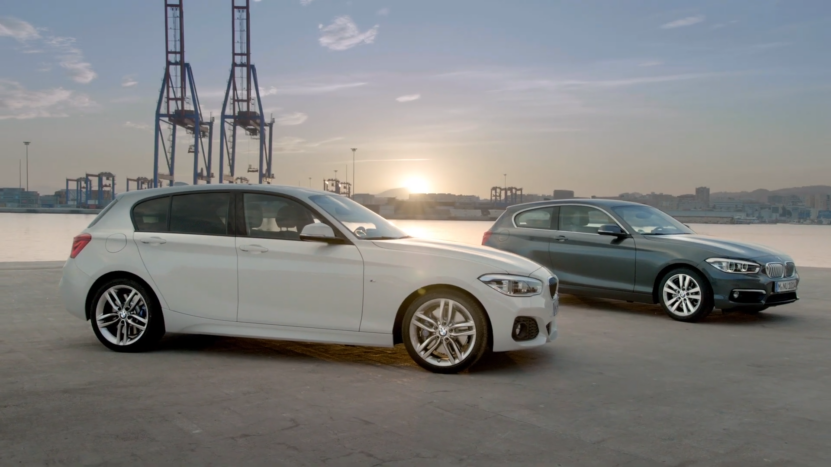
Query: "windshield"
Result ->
[[612, 205, 694, 235], [309, 194, 410, 240]]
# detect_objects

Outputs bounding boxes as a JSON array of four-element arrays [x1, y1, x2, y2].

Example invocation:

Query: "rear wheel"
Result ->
[[402, 290, 488, 374], [90, 278, 164, 352], [658, 268, 714, 322]]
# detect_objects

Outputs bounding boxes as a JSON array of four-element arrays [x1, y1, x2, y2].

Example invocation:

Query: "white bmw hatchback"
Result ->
[[60, 185, 558, 373]]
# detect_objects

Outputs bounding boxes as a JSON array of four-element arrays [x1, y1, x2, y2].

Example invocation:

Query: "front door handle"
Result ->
[[140, 236, 167, 245], [554, 235, 568, 242], [239, 244, 269, 254]]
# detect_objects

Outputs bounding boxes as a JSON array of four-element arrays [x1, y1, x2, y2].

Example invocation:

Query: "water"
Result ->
[[2, 213, 830, 267]]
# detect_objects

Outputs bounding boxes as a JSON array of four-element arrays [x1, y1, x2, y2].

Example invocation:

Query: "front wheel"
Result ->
[[658, 268, 714, 322], [402, 290, 488, 374], [90, 278, 165, 352]]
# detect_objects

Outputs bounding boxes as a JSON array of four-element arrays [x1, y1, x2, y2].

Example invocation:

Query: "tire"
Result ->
[[402, 289, 488, 374], [89, 278, 165, 352], [658, 268, 714, 322]]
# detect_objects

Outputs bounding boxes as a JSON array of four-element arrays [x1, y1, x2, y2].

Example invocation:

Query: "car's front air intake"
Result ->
[[512, 317, 539, 342]]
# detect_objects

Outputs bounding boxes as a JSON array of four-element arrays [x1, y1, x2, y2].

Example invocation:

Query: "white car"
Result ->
[[60, 185, 558, 373]]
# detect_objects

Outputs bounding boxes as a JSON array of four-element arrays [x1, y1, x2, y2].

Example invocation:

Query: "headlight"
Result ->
[[706, 258, 761, 274], [479, 274, 543, 296]]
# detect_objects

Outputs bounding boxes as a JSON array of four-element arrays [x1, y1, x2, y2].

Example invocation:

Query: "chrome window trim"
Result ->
[[511, 203, 629, 236]]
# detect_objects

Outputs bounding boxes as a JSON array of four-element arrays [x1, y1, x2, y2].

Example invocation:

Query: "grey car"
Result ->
[[483, 199, 799, 322]]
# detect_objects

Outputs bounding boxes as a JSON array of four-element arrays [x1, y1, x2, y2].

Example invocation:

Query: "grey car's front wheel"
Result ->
[[658, 268, 714, 322]]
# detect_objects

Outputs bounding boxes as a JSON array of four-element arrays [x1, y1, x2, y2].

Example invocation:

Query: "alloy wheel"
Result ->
[[408, 298, 476, 367], [95, 285, 149, 346], [662, 273, 703, 317]]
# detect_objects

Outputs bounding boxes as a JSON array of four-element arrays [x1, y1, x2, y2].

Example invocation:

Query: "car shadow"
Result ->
[[560, 294, 799, 326], [155, 334, 553, 375]]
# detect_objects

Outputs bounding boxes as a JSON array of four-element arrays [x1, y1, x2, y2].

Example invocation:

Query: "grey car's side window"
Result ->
[[514, 207, 556, 230], [559, 205, 615, 234]]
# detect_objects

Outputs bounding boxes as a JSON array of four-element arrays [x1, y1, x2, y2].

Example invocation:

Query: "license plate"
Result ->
[[775, 280, 797, 293]]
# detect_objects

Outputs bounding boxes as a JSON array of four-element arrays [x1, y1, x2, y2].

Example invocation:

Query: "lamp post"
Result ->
[[503, 173, 507, 204], [308, 177, 311, 188], [351, 148, 357, 198], [24, 142, 30, 192]]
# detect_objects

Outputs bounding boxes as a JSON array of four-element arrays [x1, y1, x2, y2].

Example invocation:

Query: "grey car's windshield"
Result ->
[[612, 205, 694, 235], [309, 194, 410, 240]]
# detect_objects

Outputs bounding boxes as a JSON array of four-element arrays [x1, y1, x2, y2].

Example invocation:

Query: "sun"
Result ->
[[404, 177, 430, 194]]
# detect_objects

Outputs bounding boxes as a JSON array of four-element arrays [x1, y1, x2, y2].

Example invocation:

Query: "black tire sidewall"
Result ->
[[658, 268, 714, 322], [402, 290, 488, 374], [90, 278, 164, 353]]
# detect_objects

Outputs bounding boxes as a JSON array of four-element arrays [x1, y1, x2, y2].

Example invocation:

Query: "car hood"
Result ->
[[647, 234, 792, 261], [372, 237, 543, 275]]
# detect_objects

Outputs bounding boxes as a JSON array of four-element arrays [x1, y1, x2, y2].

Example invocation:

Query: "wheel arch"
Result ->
[[85, 271, 163, 323], [392, 284, 494, 350], [651, 262, 711, 304]]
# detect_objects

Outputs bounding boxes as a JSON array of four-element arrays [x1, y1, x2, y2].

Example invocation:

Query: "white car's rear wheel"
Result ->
[[90, 278, 164, 352], [402, 290, 488, 374]]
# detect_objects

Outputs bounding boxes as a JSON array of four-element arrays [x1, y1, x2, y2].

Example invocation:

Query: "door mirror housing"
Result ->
[[597, 224, 627, 238], [300, 223, 345, 244]]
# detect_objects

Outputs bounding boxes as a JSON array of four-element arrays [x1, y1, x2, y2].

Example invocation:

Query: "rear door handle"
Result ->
[[140, 236, 167, 245], [554, 235, 568, 242], [239, 244, 269, 254]]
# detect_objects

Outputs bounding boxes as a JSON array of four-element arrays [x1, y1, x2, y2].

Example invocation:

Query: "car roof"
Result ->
[[504, 198, 645, 212], [116, 183, 332, 203]]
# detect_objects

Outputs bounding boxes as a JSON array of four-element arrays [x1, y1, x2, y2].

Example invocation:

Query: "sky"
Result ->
[[0, 0, 829, 198]]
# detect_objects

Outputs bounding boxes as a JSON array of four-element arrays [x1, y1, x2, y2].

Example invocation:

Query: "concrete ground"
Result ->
[[1, 262, 829, 466]]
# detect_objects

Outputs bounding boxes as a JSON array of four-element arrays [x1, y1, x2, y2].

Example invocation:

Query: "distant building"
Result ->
[[552, 190, 574, 200], [0, 188, 39, 207], [695, 187, 710, 208], [352, 193, 376, 205], [805, 194, 831, 211], [677, 194, 700, 210]]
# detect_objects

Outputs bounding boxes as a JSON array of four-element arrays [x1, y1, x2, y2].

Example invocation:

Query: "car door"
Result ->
[[133, 192, 239, 321], [235, 192, 364, 331], [548, 204, 636, 292], [495, 206, 560, 267]]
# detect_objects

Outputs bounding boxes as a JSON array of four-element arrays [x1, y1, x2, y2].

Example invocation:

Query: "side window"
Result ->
[[169, 193, 231, 235], [559, 205, 616, 234], [243, 193, 321, 241], [514, 207, 554, 230], [132, 197, 169, 232]]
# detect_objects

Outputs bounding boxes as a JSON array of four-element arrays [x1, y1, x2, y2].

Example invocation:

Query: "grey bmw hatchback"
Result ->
[[483, 199, 798, 322]]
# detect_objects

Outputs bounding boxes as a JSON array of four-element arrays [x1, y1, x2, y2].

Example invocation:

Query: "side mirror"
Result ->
[[598, 224, 627, 238], [300, 223, 345, 244]]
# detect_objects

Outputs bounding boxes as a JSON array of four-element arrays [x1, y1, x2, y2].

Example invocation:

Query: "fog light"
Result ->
[[512, 317, 539, 342], [733, 291, 740, 299]]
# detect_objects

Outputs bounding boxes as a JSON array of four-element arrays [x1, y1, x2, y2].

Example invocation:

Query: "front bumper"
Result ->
[[699, 261, 799, 310]]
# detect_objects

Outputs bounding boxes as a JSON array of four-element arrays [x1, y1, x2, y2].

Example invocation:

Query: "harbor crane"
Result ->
[[152, 0, 214, 187], [218, 0, 275, 184]]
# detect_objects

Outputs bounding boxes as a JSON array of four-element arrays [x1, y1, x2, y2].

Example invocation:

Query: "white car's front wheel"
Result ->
[[402, 290, 488, 374]]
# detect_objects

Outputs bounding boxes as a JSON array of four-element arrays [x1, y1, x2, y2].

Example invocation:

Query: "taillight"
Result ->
[[482, 231, 493, 245], [70, 234, 92, 259]]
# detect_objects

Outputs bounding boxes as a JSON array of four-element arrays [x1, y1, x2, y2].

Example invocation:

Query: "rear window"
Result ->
[[88, 198, 119, 228], [169, 193, 231, 236], [132, 197, 169, 232], [514, 207, 554, 230]]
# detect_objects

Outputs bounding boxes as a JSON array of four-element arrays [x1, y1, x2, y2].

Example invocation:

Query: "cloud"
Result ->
[[300, 0, 314, 5], [0, 80, 95, 120], [660, 16, 705, 29], [275, 136, 343, 154], [276, 112, 308, 126], [0, 18, 97, 84], [258, 81, 368, 96], [498, 73, 732, 92], [124, 121, 150, 131], [639, 61, 663, 67], [377, 8, 390, 16], [122, 75, 138, 87], [0, 17, 40, 41], [396, 94, 421, 102], [319, 16, 379, 51], [712, 20, 739, 30]]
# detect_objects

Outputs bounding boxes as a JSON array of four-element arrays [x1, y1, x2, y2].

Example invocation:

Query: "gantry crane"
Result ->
[[84, 172, 116, 207], [218, 0, 275, 184], [152, 0, 214, 187], [126, 177, 152, 191]]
